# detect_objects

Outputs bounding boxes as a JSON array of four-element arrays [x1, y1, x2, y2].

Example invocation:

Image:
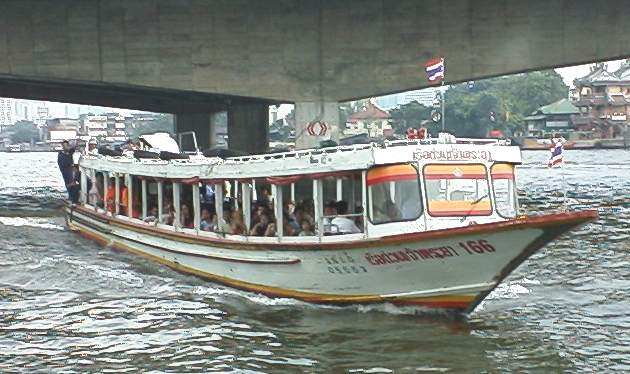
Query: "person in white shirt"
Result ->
[[331, 200, 360, 234]]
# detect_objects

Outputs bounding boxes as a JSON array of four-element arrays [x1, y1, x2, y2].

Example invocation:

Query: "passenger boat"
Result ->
[[65, 132, 597, 313], [7, 144, 22, 152]]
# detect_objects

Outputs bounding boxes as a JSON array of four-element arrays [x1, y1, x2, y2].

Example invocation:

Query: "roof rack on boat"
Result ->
[[225, 134, 510, 165], [227, 143, 375, 164]]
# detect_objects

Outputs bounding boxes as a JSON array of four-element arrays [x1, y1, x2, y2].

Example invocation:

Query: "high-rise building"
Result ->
[[0, 98, 14, 127], [375, 87, 445, 110]]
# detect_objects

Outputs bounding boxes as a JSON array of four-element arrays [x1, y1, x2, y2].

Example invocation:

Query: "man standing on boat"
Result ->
[[57, 140, 75, 200]]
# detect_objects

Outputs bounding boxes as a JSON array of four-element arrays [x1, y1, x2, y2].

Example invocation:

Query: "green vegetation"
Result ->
[[10, 121, 39, 143], [389, 101, 433, 135], [390, 70, 569, 137]]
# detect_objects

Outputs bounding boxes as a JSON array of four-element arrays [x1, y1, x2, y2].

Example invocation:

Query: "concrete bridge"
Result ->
[[1, 0, 628, 151]]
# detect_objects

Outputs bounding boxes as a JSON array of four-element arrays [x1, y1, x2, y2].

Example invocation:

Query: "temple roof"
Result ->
[[575, 59, 630, 86]]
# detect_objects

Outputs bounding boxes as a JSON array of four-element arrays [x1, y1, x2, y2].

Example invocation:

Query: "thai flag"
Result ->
[[425, 58, 445, 82], [548, 141, 563, 168]]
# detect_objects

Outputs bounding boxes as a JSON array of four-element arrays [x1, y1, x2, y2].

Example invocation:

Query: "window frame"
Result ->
[[422, 163, 493, 218], [366, 162, 423, 225], [490, 163, 518, 219]]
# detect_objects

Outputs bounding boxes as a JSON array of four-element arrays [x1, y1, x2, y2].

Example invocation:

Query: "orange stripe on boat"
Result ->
[[428, 200, 492, 216], [367, 164, 418, 185], [424, 164, 487, 180], [491, 163, 515, 179]]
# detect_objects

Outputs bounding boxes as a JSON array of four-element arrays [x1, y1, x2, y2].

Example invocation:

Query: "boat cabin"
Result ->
[[77, 133, 521, 243]]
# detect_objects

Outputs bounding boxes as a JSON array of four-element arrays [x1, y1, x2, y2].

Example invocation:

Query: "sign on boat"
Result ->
[[65, 132, 597, 313]]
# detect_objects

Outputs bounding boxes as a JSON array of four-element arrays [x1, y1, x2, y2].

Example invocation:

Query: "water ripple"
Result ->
[[0, 150, 628, 372]]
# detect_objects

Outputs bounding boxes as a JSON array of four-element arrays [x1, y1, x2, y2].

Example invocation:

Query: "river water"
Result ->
[[0, 150, 628, 373]]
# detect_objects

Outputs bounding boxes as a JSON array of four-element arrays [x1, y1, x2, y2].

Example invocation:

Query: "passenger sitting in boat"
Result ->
[[384, 200, 401, 221], [251, 203, 269, 226], [282, 213, 297, 236], [200, 208, 213, 231], [285, 201, 300, 231], [331, 200, 361, 234], [144, 206, 158, 223], [106, 178, 116, 213], [265, 223, 276, 236], [250, 212, 271, 236], [216, 205, 232, 233], [298, 218, 315, 236], [323, 200, 337, 226], [161, 201, 175, 225], [180, 204, 193, 229], [300, 200, 315, 227], [229, 209, 247, 235], [119, 181, 128, 216]]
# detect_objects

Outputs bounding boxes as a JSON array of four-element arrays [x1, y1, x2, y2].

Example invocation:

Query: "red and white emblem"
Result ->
[[306, 121, 328, 136]]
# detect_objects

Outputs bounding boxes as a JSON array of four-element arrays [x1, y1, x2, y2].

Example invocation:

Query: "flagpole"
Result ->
[[441, 84, 445, 132], [441, 58, 445, 132]]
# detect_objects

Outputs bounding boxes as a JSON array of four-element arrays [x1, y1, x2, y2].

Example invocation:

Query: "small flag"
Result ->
[[425, 58, 445, 82], [548, 140, 563, 168]]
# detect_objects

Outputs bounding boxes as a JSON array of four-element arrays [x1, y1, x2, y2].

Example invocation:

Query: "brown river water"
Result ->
[[0, 150, 628, 373]]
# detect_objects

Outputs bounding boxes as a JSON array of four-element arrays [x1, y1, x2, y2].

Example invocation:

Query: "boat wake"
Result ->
[[0, 216, 65, 230]]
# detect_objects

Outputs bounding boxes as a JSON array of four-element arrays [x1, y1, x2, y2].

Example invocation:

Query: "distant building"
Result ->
[[345, 101, 393, 138], [0, 98, 13, 127], [35, 106, 50, 126], [44, 118, 80, 142], [376, 87, 443, 110], [572, 60, 630, 139], [523, 99, 579, 138], [82, 115, 109, 138]]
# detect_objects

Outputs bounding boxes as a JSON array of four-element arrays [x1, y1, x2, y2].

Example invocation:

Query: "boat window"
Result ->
[[321, 174, 364, 234], [491, 163, 518, 218], [249, 180, 278, 237], [177, 183, 195, 229], [423, 164, 492, 217], [199, 182, 217, 232], [142, 180, 159, 223], [105, 175, 116, 214], [162, 181, 174, 226], [128, 175, 141, 219], [288, 179, 316, 237], [367, 164, 422, 224], [92, 171, 105, 209]]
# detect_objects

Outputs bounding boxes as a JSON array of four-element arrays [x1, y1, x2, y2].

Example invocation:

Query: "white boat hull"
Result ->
[[66, 206, 596, 312]]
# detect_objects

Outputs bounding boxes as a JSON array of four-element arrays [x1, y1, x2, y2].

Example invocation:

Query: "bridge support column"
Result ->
[[174, 113, 215, 151], [295, 102, 340, 150], [228, 103, 269, 154]]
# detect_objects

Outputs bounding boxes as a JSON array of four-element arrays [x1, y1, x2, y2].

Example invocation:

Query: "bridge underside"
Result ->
[[0, 0, 629, 151]]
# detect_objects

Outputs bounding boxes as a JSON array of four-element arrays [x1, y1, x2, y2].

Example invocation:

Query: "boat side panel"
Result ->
[[68, 209, 547, 306]]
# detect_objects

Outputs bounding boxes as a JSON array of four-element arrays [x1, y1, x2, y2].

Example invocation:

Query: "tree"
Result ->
[[389, 101, 433, 135], [443, 69, 568, 137], [10, 121, 39, 143]]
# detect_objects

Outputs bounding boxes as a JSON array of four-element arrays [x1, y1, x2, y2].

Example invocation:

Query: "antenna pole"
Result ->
[[441, 85, 445, 132]]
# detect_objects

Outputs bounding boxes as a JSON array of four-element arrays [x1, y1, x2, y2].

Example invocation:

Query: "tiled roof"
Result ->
[[532, 98, 579, 115], [347, 102, 391, 120]]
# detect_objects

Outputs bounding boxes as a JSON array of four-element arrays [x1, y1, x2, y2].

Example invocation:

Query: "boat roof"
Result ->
[[80, 136, 522, 180]]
